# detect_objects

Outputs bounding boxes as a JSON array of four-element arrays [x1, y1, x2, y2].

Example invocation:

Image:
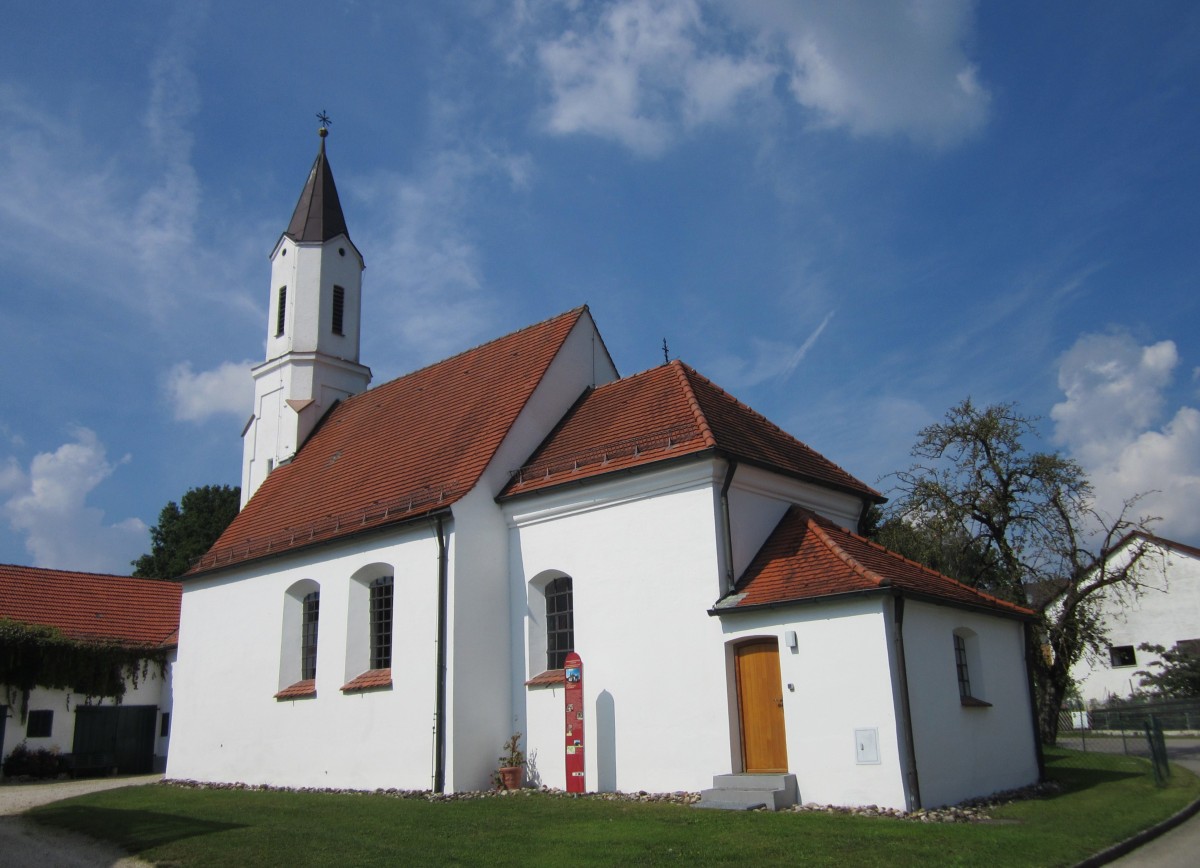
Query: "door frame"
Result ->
[[733, 637, 788, 774]]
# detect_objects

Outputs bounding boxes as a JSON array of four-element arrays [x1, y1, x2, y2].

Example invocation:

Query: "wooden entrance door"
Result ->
[[735, 640, 788, 773]]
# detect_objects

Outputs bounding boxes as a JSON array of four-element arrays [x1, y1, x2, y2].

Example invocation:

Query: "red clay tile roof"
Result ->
[[192, 307, 594, 574], [275, 679, 316, 700], [0, 564, 181, 647], [341, 668, 393, 692], [502, 360, 880, 501], [720, 507, 1032, 618]]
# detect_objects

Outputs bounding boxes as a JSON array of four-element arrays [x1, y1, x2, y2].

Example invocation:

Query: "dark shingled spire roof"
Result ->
[[285, 133, 350, 243]]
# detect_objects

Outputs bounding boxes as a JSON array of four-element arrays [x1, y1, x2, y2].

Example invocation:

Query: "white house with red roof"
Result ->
[[1071, 533, 1200, 705], [168, 129, 1041, 810], [0, 564, 180, 776]]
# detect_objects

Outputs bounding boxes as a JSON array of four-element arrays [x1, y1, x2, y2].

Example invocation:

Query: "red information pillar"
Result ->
[[564, 651, 585, 793]]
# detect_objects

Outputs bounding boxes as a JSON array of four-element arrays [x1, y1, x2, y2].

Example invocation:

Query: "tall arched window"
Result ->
[[277, 579, 320, 699], [546, 576, 574, 670], [301, 591, 320, 680], [369, 575, 394, 670]]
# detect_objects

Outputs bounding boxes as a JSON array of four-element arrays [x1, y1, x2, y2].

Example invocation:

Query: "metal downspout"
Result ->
[[893, 594, 922, 811], [433, 514, 449, 793], [719, 459, 738, 594]]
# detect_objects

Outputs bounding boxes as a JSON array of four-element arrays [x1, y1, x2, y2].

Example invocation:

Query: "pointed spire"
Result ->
[[285, 119, 350, 243]]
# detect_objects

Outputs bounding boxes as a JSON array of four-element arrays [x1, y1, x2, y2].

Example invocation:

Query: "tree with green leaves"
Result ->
[[132, 484, 240, 580], [881, 399, 1158, 745], [1136, 641, 1200, 697]]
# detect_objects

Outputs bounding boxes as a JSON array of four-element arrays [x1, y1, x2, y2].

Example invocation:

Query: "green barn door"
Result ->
[[72, 706, 157, 774]]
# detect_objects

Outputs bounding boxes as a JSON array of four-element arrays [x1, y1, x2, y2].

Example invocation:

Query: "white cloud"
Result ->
[[1052, 332, 1200, 541], [739, 0, 991, 148], [707, 310, 834, 388], [166, 360, 256, 422], [537, 0, 775, 155], [351, 139, 534, 374], [531, 0, 988, 155], [1, 428, 147, 572]]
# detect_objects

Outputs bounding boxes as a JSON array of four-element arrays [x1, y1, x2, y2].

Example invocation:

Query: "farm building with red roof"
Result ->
[[0, 564, 180, 775], [168, 131, 1040, 811]]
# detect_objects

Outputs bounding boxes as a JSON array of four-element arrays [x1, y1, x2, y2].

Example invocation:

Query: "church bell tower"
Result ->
[[241, 122, 372, 507]]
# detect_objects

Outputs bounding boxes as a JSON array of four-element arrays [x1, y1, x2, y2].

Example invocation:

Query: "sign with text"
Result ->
[[564, 651, 585, 793]]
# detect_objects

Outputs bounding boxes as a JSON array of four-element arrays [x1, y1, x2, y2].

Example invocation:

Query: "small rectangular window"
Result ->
[[370, 576, 394, 670], [301, 591, 320, 680], [332, 286, 345, 335], [27, 709, 53, 738], [160, 712, 171, 738], [276, 286, 287, 336], [1109, 645, 1137, 667]]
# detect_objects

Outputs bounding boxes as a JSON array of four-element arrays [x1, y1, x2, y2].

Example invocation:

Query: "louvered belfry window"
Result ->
[[370, 576, 394, 670], [546, 576, 574, 670], [332, 285, 345, 335], [276, 286, 287, 336], [301, 591, 319, 680]]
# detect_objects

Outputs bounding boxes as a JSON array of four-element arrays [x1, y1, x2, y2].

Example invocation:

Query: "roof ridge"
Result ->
[[0, 564, 138, 581], [344, 306, 589, 401], [808, 510, 1030, 613], [796, 507, 889, 589], [671, 360, 718, 449], [677, 363, 878, 497]]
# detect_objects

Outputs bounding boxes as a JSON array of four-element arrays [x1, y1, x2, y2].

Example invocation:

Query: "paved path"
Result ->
[[0, 775, 160, 867]]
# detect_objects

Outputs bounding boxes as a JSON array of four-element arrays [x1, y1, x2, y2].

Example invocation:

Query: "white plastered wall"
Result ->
[[1071, 542, 1200, 704], [440, 310, 619, 792], [508, 461, 730, 794], [168, 522, 445, 790], [902, 600, 1038, 807], [719, 599, 910, 809]]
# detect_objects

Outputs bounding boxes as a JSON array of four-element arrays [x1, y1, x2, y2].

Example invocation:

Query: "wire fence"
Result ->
[[1053, 699, 1200, 785]]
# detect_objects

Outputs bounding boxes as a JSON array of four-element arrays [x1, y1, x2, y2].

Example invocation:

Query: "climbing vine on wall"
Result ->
[[0, 618, 168, 721]]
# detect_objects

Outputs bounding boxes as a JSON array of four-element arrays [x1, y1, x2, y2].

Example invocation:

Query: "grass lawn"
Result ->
[[27, 748, 1200, 867]]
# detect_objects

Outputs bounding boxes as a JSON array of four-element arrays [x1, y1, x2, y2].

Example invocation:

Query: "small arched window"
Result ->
[[546, 576, 574, 670]]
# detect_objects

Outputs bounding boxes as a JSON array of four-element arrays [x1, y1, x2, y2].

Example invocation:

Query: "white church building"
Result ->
[[167, 129, 1042, 810]]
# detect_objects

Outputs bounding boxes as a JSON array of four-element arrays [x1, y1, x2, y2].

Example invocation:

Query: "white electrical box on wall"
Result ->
[[854, 728, 880, 764]]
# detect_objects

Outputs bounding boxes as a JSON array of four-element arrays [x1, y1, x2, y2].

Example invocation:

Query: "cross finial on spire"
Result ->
[[662, 338, 670, 365], [317, 110, 332, 138]]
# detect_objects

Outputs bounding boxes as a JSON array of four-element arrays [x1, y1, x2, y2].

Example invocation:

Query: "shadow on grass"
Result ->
[[30, 806, 245, 852], [1043, 754, 1143, 795]]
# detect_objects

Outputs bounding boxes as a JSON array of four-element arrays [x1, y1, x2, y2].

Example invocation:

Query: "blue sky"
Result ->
[[2, 1, 1198, 573]]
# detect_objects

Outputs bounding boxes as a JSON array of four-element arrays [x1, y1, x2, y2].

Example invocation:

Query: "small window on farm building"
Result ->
[[332, 285, 345, 335], [27, 710, 53, 738], [1109, 645, 1137, 668], [369, 576, 394, 670], [546, 576, 574, 671], [160, 712, 171, 738]]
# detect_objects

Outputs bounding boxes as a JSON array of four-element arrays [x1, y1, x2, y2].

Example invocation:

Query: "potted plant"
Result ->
[[496, 731, 525, 791]]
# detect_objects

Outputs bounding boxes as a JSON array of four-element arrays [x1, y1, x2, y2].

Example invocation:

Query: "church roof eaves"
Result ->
[[499, 360, 881, 503], [191, 307, 591, 576], [0, 564, 181, 648], [715, 506, 1033, 620]]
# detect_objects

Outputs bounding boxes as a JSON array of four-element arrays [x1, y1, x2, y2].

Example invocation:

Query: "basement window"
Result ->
[[27, 710, 53, 738], [1109, 645, 1137, 668]]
